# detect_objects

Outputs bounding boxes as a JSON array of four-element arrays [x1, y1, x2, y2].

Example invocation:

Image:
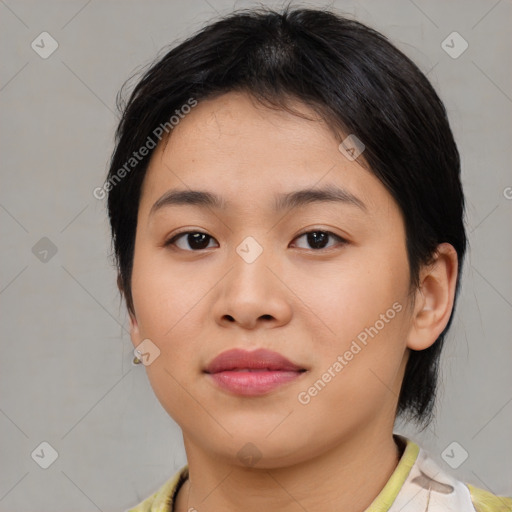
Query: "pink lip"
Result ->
[[204, 348, 306, 396]]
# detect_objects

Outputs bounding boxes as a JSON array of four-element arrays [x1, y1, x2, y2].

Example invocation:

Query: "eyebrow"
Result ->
[[149, 184, 367, 217]]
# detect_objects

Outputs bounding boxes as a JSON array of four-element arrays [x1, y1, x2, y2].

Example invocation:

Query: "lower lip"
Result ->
[[207, 370, 304, 396]]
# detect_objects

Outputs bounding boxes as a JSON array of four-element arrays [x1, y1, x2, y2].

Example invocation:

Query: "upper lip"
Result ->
[[204, 348, 305, 373]]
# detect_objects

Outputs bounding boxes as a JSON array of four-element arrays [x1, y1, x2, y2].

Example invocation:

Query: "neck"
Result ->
[[174, 427, 402, 512]]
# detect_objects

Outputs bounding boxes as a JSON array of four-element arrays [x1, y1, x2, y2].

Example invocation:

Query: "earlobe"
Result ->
[[406, 243, 459, 351]]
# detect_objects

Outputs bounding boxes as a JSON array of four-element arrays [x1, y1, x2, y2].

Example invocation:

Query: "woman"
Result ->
[[104, 6, 512, 512]]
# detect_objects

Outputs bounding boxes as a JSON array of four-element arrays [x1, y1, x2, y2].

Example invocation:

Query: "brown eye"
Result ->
[[291, 230, 347, 250], [166, 231, 218, 251]]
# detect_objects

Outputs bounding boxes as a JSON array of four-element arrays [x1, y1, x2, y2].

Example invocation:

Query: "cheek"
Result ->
[[130, 250, 211, 425], [294, 244, 411, 400], [291, 244, 410, 347], [130, 246, 207, 365], [295, 293, 409, 438]]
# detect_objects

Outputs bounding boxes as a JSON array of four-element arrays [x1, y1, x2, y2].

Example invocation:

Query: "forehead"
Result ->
[[138, 91, 396, 220], [158, 91, 337, 168]]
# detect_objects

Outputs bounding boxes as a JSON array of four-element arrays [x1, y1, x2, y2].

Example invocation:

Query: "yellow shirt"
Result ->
[[126, 435, 512, 512]]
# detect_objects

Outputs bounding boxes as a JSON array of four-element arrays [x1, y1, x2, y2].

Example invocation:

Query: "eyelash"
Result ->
[[164, 229, 348, 252]]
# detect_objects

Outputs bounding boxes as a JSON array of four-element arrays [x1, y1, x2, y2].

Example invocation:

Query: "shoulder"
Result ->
[[125, 465, 189, 512], [383, 436, 511, 512], [467, 483, 512, 512]]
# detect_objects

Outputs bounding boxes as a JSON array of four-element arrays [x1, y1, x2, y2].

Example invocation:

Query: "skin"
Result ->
[[127, 91, 458, 512]]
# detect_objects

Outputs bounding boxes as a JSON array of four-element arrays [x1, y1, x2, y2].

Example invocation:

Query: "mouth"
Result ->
[[204, 348, 307, 396]]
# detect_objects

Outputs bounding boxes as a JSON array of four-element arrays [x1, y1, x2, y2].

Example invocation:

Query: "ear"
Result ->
[[406, 243, 459, 351]]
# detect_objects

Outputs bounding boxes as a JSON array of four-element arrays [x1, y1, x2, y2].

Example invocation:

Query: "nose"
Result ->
[[212, 241, 293, 330]]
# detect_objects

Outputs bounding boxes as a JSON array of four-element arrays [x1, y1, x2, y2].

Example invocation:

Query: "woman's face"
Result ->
[[129, 91, 415, 467]]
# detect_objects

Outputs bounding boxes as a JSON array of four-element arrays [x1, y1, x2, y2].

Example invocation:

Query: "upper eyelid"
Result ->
[[167, 229, 212, 242], [168, 228, 343, 239]]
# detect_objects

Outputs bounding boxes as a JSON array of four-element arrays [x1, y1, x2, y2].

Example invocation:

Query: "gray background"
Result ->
[[1, 0, 511, 510]]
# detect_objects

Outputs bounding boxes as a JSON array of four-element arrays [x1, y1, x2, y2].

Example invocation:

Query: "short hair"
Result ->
[[106, 5, 467, 429]]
